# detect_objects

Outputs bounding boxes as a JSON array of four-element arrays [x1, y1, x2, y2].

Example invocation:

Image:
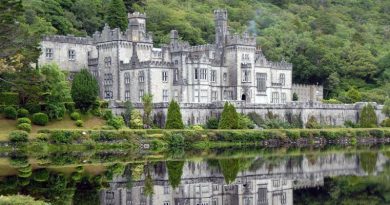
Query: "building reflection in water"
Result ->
[[100, 152, 388, 205]]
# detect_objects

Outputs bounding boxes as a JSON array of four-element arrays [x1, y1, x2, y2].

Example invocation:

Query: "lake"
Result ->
[[0, 145, 389, 205]]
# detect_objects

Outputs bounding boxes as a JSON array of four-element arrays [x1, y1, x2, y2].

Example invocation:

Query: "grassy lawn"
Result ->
[[0, 113, 106, 141]]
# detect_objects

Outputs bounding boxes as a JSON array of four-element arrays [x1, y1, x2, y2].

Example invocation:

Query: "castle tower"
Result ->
[[214, 9, 228, 48], [128, 12, 147, 42], [214, 9, 228, 65]]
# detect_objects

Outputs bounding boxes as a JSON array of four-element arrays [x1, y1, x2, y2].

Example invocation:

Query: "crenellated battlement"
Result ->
[[269, 59, 293, 70], [170, 41, 190, 52], [189, 44, 215, 52], [226, 32, 256, 46], [128, 12, 146, 19], [42, 35, 94, 45]]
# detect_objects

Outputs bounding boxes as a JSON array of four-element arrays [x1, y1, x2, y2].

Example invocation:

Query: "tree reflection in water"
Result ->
[[0, 148, 388, 205]]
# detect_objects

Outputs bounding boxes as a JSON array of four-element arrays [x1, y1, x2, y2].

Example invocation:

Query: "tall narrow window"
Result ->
[[163, 89, 168, 102], [124, 72, 130, 85], [194, 68, 199, 80], [280, 73, 285, 86], [125, 90, 130, 100], [256, 73, 267, 92], [281, 92, 286, 104], [201, 90, 208, 102], [162, 71, 168, 82], [272, 92, 279, 103], [138, 71, 144, 83], [200, 69, 207, 80], [45, 48, 53, 59], [242, 70, 251, 82], [68, 49, 76, 61], [211, 91, 218, 101], [104, 57, 111, 67], [211, 70, 216, 82], [223, 73, 227, 81], [174, 69, 179, 82], [194, 89, 199, 102], [139, 89, 144, 102]]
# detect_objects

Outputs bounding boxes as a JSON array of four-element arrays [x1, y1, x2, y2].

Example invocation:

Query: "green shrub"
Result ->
[[218, 102, 238, 129], [100, 101, 109, 108], [17, 108, 29, 118], [165, 100, 184, 129], [0, 92, 19, 105], [247, 112, 265, 127], [286, 130, 300, 140], [75, 120, 84, 127], [17, 123, 32, 133], [33, 169, 49, 182], [369, 129, 384, 138], [380, 118, 390, 127], [130, 110, 143, 129], [70, 112, 81, 121], [17, 117, 31, 125], [191, 125, 204, 130], [165, 133, 185, 148], [64, 102, 75, 113], [4, 106, 17, 119], [49, 131, 72, 144], [237, 114, 255, 129], [32, 113, 49, 126], [344, 120, 359, 128], [107, 116, 125, 129], [36, 133, 49, 141], [25, 103, 41, 114], [320, 130, 337, 140], [206, 117, 219, 129], [359, 104, 377, 128], [355, 130, 369, 138], [103, 109, 113, 120], [306, 116, 320, 129], [8, 130, 29, 143], [322, 99, 342, 104]]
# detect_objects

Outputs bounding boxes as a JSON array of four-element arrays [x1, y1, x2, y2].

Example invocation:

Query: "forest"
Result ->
[[1, 0, 389, 101]]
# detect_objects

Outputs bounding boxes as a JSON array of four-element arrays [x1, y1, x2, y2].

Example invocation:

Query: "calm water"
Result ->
[[0, 146, 389, 205]]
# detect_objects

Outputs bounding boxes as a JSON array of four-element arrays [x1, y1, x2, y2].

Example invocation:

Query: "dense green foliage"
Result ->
[[17, 108, 29, 118], [383, 99, 390, 117], [8, 130, 29, 143], [0, 0, 389, 105], [206, 117, 219, 129], [218, 102, 238, 129], [142, 94, 153, 128], [130, 110, 143, 129], [0, 195, 48, 205], [106, 0, 128, 31], [166, 160, 184, 188], [17, 123, 32, 133], [71, 69, 99, 112], [107, 116, 125, 129], [0, 92, 19, 106], [17, 117, 31, 125], [359, 104, 378, 128], [32, 112, 49, 126], [165, 100, 184, 129], [4, 106, 17, 119]]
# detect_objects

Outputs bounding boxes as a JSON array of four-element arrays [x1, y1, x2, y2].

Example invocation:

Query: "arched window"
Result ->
[[279, 73, 285, 86]]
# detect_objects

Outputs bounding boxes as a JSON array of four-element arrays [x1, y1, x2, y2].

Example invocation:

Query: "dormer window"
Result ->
[[68, 49, 75, 61]]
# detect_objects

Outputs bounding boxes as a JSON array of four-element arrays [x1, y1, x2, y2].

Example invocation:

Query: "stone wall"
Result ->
[[292, 84, 323, 102], [110, 101, 385, 127]]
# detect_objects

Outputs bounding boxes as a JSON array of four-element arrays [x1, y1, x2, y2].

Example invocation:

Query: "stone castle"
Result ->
[[38, 9, 293, 104]]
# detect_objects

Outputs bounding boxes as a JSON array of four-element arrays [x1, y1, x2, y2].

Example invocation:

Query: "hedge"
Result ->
[[17, 117, 31, 125], [17, 123, 32, 133], [17, 108, 29, 118], [0, 92, 19, 106]]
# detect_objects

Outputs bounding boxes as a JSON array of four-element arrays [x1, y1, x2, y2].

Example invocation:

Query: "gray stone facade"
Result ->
[[110, 101, 385, 127], [292, 84, 323, 102], [38, 10, 293, 104]]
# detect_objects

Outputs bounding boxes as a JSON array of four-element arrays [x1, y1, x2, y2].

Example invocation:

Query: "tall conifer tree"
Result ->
[[106, 0, 128, 31], [71, 69, 99, 112], [165, 100, 184, 129]]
